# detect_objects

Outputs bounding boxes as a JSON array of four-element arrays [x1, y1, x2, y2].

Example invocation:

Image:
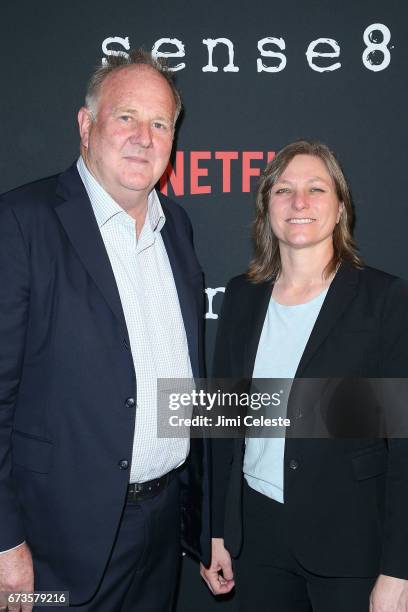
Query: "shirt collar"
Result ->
[[77, 156, 165, 233]]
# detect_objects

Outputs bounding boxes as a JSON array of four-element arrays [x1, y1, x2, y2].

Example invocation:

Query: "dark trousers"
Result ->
[[35, 476, 181, 612], [235, 481, 376, 612]]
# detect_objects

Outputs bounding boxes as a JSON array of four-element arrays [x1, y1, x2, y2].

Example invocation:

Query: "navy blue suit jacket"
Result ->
[[0, 164, 210, 602]]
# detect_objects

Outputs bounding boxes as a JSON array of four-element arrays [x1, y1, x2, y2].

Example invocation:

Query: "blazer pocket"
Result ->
[[12, 430, 53, 474], [351, 448, 388, 481]]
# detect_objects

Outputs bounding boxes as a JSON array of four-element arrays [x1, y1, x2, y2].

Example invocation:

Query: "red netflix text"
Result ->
[[159, 151, 276, 197]]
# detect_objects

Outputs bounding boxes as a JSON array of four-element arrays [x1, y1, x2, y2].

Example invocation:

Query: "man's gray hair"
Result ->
[[84, 48, 182, 123]]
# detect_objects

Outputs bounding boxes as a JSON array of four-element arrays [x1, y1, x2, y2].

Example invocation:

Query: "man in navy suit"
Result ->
[[0, 49, 209, 611]]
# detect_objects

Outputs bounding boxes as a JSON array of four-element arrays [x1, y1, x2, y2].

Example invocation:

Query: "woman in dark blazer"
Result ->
[[201, 141, 408, 611]]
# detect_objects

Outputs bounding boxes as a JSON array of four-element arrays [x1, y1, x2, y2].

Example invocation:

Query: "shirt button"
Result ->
[[289, 459, 299, 470], [125, 397, 136, 408], [118, 460, 129, 470]]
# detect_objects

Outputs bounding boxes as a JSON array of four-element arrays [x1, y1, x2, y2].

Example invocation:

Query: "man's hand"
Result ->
[[370, 574, 408, 612], [0, 543, 34, 612], [200, 537, 235, 596]]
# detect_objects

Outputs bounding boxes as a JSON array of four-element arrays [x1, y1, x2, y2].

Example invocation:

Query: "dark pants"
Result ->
[[35, 476, 181, 612], [235, 481, 376, 612]]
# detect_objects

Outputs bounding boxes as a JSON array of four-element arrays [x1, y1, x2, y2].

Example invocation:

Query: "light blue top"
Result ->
[[243, 287, 329, 503]]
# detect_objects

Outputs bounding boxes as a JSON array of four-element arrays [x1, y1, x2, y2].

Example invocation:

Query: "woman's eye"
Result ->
[[275, 188, 289, 194], [310, 187, 324, 192]]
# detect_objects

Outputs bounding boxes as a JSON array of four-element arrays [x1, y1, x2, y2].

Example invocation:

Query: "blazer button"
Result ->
[[118, 459, 129, 470], [125, 397, 136, 408], [289, 459, 299, 470]]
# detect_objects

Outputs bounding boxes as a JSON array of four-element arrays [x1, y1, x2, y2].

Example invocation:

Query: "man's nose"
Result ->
[[130, 121, 152, 148]]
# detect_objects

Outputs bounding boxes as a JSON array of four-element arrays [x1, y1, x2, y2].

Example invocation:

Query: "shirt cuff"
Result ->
[[0, 541, 25, 555]]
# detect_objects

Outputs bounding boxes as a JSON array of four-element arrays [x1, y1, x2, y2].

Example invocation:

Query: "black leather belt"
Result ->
[[127, 470, 175, 502]]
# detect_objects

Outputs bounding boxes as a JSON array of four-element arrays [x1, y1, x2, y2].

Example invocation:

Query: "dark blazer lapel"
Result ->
[[54, 164, 129, 339], [295, 262, 359, 377], [287, 263, 359, 451], [160, 211, 200, 378], [244, 281, 273, 378]]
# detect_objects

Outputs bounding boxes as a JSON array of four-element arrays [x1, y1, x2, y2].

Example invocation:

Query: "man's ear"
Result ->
[[78, 107, 93, 149]]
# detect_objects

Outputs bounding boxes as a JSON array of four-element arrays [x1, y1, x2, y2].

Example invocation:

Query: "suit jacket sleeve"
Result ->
[[211, 278, 238, 538], [0, 203, 29, 550], [380, 278, 408, 578]]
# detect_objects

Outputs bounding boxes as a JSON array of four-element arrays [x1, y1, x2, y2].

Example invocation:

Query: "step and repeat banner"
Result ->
[[1, 0, 407, 609]]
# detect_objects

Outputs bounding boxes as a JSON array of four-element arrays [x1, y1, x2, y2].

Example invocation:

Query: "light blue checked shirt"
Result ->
[[77, 157, 192, 483]]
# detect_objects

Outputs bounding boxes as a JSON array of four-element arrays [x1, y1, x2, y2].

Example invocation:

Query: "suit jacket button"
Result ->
[[289, 459, 299, 470], [125, 397, 136, 408], [118, 460, 129, 470]]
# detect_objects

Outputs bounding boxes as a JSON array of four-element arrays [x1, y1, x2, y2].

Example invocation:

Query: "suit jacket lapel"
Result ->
[[160, 208, 200, 378], [54, 164, 129, 339], [244, 281, 273, 378], [295, 262, 359, 377]]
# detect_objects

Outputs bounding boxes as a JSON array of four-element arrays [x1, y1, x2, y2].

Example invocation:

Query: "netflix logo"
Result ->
[[159, 150, 276, 197]]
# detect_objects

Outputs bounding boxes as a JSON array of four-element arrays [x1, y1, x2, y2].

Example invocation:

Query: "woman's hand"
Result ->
[[200, 538, 235, 595]]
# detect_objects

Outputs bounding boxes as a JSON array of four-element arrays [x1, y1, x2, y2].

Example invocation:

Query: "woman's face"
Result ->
[[268, 154, 342, 252]]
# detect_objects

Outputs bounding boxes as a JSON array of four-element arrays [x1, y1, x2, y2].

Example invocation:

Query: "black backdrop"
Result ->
[[1, 1, 407, 609]]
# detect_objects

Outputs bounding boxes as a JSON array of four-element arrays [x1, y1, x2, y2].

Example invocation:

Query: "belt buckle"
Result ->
[[128, 472, 171, 502], [128, 482, 142, 498]]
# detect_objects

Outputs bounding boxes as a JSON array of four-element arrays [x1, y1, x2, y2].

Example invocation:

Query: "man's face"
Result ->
[[78, 65, 176, 207]]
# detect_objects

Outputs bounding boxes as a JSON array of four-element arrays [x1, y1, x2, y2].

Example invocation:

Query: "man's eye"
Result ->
[[120, 115, 132, 122], [153, 121, 167, 130]]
